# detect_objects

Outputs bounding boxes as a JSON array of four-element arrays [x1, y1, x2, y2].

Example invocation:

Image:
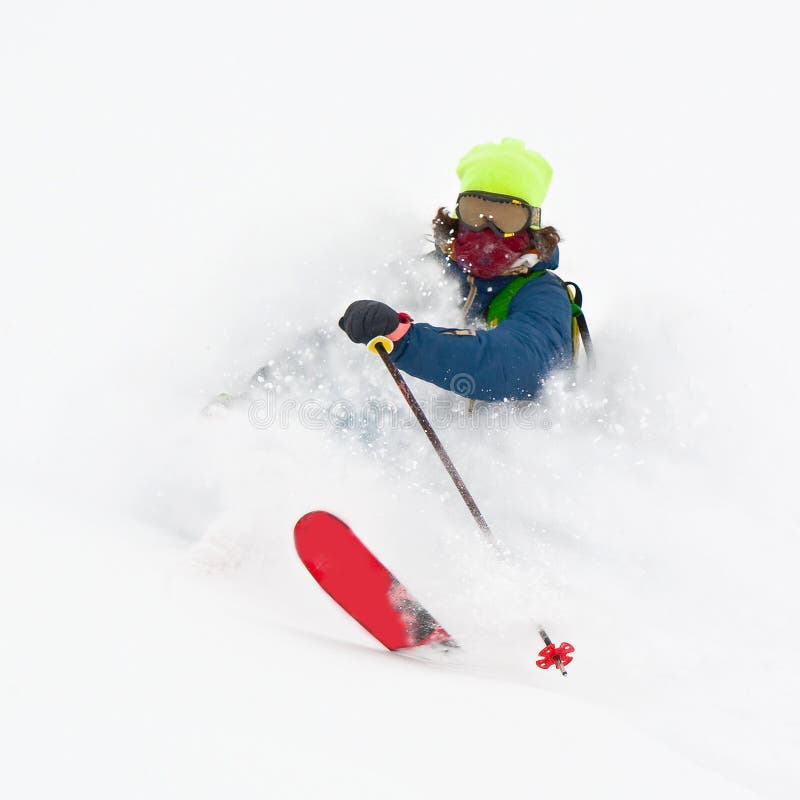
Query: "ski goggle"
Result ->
[[456, 191, 541, 236]]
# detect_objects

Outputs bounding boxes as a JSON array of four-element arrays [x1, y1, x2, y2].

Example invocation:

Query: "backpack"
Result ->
[[485, 270, 595, 367]]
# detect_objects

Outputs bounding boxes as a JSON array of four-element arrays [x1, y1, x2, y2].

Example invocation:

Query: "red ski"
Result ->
[[294, 511, 455, 651]]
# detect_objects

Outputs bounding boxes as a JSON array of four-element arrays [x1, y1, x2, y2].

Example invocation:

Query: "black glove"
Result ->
[[339, 300, 401, 345]]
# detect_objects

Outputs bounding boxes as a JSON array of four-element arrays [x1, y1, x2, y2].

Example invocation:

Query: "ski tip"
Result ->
[[293, 510, 345, 547]]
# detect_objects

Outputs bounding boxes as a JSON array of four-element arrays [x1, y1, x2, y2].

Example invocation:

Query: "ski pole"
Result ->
[[367, 336, 574, 675], [367, 336, 492, 540]]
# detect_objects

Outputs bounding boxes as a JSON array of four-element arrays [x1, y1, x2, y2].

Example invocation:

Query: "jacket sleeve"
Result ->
[[390, 272, 573, 401]]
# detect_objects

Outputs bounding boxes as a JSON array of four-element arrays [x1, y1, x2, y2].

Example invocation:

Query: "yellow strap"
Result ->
[[565, 284, 580, 362]]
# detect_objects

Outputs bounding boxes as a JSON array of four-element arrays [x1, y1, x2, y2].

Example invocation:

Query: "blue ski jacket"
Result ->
[[389, 248, 573, 401]]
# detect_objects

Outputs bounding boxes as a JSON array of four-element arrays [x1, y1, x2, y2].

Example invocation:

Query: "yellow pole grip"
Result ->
[[367, 335, 394, 355]]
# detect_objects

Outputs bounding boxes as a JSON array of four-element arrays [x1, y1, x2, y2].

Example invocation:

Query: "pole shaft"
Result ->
[[374, 344, 492, 539]]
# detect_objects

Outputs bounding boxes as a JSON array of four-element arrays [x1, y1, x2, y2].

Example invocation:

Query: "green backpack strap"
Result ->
[[486, 270, 546, 327], [485, 269, 595, 367]]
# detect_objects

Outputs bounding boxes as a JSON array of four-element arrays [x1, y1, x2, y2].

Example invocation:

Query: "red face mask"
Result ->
[[451, 225, 533, 279]]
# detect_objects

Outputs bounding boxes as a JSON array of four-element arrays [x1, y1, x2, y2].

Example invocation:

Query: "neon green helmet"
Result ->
[[456, 137, 553, 207]]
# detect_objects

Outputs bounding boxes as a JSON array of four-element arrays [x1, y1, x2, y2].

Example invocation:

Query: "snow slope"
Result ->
[[2, 1, 799, 797]]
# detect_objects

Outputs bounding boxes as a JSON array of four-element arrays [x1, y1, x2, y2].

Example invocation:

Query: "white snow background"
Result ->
[[2, 1, 798, 797]]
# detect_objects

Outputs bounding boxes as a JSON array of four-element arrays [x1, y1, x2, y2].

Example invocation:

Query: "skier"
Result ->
[[339, 137, 585, 402]]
